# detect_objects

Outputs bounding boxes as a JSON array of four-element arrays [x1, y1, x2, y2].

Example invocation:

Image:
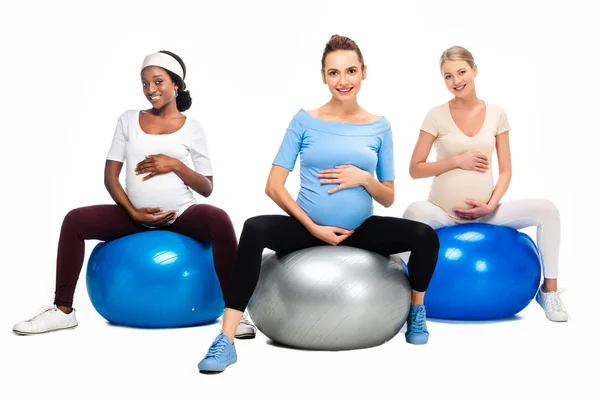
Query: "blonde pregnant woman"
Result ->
[[403, 45, 568, 323]]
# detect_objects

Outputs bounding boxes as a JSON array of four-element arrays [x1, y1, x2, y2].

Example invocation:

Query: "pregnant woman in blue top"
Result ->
[[198, 35, 440, 372]]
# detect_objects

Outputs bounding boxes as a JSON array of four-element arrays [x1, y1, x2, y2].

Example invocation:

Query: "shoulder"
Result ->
[[424, 103, 448, 119], [485, 102, 508, 116], [184, 116, 204, 130], [113, 110, 139, 137], [118, 109, 139, 121], [285, 109, 311, 131], [183, 117, 209, 142], [360, 108, 383, 124], [376, 116, 392, 132]]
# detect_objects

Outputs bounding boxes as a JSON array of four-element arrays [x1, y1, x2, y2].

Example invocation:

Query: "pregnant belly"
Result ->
[[428, 170, 494, 218], [126, 186, 195, 217], [298, 186, 373, 230]]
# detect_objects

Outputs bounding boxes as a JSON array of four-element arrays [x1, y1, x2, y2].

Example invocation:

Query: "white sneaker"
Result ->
[[13, 306, 78, 335], [535, 288, 569, 322], [235, 310, 256, 339]]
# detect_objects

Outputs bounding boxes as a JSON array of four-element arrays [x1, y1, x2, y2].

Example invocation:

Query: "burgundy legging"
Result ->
[[54, 204, 237, 307]]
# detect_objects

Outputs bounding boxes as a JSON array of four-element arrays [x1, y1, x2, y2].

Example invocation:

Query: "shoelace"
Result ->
[[547, 288, 567, 313], [409, 309, 427, 334], [206, 337, 229, 358], [26, 306, 56, 322], [239, 310, 253, 326]]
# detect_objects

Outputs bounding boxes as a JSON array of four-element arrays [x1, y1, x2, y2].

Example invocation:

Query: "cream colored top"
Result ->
[[421, 101, 510, 220]]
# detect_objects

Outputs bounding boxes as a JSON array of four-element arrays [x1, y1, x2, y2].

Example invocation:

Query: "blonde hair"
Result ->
[[439, 46, 475, 70]]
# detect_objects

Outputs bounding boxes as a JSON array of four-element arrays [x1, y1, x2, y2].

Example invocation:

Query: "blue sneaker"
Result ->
[[198, 333, 237, 372], [405, 305, 429, 345]]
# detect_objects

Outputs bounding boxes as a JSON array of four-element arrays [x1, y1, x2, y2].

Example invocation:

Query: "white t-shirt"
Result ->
[[106, 110, 213, 220], [420, 101, 510, 220]]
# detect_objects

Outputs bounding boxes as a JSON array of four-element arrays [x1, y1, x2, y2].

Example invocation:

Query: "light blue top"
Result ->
[[273, 109, 395, 230]]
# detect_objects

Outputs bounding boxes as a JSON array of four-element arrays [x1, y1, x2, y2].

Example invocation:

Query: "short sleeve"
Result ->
[[106, 112, 129, 162], [420, 108, 439, 137], [189, 122, 213, 176], [496, 107, 511, 135], [272, 117, 304, 171], [376, 128, 395, 182]]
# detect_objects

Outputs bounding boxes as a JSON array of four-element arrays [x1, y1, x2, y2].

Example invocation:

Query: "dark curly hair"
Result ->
[[158, 50, 192, 112]]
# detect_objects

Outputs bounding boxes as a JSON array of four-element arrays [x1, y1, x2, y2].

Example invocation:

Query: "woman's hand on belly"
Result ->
[[135, 154, 181, 181], [309, 224, 354, 246], [455, 151, 489, 173], [453, 199, 496, 220], [132, 207, 177, 227], [318, 165, 369, 194]]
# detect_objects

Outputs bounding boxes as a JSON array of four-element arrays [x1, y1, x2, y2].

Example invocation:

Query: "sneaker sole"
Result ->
[[13, 324, 78, 336], [234, 332, 256, 339], [405, 335, 429, 345], [547, 317, 569, 322], [198, 360, 236, 373]]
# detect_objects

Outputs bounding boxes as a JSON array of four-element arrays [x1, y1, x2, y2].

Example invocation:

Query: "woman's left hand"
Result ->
[[135, 154, 180, 181], [453, 199, 496, 220], [319, 165, 369, 194]]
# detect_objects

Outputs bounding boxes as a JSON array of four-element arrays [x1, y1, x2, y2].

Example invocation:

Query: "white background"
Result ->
[[1, 0, 597, 399]]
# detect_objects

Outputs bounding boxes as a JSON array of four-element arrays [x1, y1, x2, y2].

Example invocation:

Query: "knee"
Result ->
[[536, 199, 560, 221], [403, 202, 436, 224], [402, 202, 420, 220], [62, 207, 87, 229], [242, 216, 266, 236], [209, 206, 233, 226], [205, 206, 235, 237], [413, 223, 440, 252]]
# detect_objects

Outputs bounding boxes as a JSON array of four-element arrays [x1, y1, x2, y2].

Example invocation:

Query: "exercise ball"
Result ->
[[248, 246, 411, 350], [424, 223, 542, 320], [86, 231, 224, 328]]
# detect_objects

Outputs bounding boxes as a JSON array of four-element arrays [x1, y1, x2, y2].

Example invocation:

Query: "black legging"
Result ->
[[225, 215, 439, 312]]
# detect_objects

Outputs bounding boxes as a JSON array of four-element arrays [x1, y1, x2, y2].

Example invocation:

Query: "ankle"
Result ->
[[56, 305, 73, 314], [541, 279, 558, 293], [410, 290, 425, 304], [222, 331, 235, 345]]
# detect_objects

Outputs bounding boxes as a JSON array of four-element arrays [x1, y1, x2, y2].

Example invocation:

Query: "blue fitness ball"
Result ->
[[424, 223, 542, 320], [86, 230, 224, 328]]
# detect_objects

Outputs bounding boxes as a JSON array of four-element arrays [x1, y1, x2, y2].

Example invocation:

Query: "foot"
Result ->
[[235, 310, 256, 339], [536, 288, 569, 322], [13, 306, 78, 335], [198, 333, 237, 373], [405, 304, 429, 345]]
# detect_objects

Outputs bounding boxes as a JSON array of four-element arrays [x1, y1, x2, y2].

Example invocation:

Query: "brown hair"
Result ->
[[439, 45, 476, 70], [321, 34, 365, 71]]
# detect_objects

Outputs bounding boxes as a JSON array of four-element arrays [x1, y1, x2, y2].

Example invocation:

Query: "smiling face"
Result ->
[[442, 60, 477, 98], [141, 66, 178, 109], [321, 50, 366, 102]]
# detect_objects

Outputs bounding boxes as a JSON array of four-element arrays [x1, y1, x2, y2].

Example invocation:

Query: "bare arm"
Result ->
[[487, 132, 512, 208], [104, 160, 138, 217], [364, 178, 394, 208], [265, 165, 318, 231], [173, 161, 213, 198], [408, 131, 457, 179]]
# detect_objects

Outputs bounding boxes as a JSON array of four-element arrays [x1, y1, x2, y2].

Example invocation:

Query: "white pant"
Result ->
[[402, 199, 560, 278]]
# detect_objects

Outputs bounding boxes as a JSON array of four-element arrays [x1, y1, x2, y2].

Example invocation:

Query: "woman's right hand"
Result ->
[[454, 151, 489, 173], [131, 208, 176, 227], [309, 224, 354, 246]]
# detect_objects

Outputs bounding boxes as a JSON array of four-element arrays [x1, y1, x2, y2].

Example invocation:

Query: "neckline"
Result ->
[[137, 110, 188, 136], [446, 100, 487, 138], [300, 109, 385, 127]]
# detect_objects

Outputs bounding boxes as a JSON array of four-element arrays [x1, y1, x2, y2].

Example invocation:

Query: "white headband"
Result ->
[[141, 52, 184, 81]]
